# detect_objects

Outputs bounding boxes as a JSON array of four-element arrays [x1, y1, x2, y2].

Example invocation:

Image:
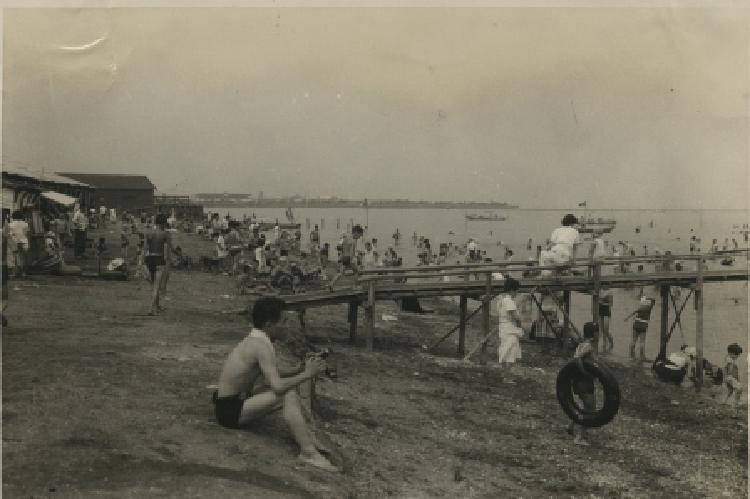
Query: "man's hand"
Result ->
[[304, 356, 327, 377]]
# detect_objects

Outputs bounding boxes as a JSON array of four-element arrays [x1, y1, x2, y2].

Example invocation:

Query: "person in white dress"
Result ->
[[539, 214, 580, 276], [497, 277, 523, 371]]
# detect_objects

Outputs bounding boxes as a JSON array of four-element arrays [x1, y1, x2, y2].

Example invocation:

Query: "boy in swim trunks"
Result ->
[[624, 295, 655, 361], [566, 322, 598, 446], [724, 343, 743, 407], [213, 297, 337, 471]]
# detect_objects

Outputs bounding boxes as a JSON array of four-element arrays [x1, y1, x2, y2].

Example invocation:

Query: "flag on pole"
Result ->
[[578, 201, 587, 207]]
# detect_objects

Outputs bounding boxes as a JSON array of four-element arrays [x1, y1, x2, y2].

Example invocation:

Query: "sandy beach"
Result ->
[[2, 224, 747, 498]]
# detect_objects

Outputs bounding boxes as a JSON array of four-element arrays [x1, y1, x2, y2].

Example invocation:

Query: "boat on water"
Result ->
[[244, 219, 301, 231], [465, 213, 507, 221], [258, 222, 301, 231], [577, 216, 616, 234]]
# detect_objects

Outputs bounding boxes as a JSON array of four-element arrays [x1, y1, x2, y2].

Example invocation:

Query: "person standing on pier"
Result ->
[[624, 295, 655, 361]]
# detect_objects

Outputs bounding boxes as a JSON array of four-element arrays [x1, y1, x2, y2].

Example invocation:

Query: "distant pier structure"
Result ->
[[153, 194, 204, 221]]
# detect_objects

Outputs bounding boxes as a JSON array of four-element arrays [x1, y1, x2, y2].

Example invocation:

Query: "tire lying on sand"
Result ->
[[556, 360, 621, 428]]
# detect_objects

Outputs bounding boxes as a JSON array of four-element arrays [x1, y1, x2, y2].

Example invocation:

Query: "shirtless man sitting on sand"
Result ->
[[213, 296, 338, 472]]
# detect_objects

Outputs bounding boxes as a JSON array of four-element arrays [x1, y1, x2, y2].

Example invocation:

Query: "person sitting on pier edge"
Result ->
[[539, 214, 580, 276], [212, 297, 337, 471], [624, 295, 656, 361]]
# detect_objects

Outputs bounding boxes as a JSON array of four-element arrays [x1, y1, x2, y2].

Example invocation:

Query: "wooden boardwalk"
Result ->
[[283, 268, 748, 307], [278, 252, 748, 388]]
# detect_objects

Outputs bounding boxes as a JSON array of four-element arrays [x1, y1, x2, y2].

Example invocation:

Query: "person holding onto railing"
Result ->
[[539, 214, 580, 277]]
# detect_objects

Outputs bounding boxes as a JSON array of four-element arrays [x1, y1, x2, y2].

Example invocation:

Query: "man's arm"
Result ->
[[164, 233, 174, 265], [257, 345, 323, 397], [278, 363, 304, 377]]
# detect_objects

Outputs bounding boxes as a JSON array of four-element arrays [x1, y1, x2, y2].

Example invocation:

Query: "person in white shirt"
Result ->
[[497, 278, 523, 372], [71, 205, 88, 258], [7, 212, 30, 277], [362, 241, 377, 268], [467, 238, 478, 262], [255, 244, 267, 272], [539, 214, 580, 276], [216, 229, 229, 271], [99, 204, 108, 229]]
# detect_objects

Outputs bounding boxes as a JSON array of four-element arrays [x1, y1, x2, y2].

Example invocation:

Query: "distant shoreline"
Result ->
[[198, 203, 744, 212], [199, 201, 520, 209]]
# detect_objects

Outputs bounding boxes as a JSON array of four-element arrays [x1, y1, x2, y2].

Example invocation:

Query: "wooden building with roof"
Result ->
[[56, 173, 156, 213]]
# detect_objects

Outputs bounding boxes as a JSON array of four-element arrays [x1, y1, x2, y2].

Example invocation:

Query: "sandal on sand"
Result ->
[[298, 453, 339, 472]]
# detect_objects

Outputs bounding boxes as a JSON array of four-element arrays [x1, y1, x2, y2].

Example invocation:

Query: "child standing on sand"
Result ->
[[724, 343, 743, 406], [624, 295, 655, 361], [567, 322, 599, 446], [497, 278, 523, 373]]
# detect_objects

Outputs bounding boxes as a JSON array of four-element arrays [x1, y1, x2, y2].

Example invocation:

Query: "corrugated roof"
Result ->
[[3, 164, 92, 187], [56, 173, 156, 190]]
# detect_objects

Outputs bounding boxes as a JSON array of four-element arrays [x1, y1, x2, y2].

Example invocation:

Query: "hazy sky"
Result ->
[[3, 6, 748, 208]]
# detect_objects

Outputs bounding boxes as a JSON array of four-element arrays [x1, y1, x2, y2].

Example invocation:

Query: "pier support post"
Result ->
[[365, 281, 375, 351], [591, 263, 601, 352], [458, 295, 468, 355], [563, 290, 571, 356], [348, 301, 358, 344], [481, 273, 492, 353], [659, 285, 670, 360], [694, 259, 704, 390]]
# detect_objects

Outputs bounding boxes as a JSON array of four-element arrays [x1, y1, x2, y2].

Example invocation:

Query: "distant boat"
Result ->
[[465, 213, 507, 221], [248, 218, 301, 231], [578, 216, 617, 234]]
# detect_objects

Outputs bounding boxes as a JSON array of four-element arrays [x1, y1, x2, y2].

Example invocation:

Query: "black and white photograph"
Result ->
[[1, 2, 748, 497]]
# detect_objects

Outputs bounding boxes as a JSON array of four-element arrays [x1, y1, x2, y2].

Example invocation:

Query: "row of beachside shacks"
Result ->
[[2, 165, 94, 222]]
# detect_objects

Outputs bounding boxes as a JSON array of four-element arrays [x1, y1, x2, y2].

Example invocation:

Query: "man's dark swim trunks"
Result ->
[[212, 391, 246, 428], [145, 255, 166, 280]]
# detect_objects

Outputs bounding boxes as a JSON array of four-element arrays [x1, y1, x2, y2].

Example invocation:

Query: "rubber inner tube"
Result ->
[[556, 359, 621, 428]]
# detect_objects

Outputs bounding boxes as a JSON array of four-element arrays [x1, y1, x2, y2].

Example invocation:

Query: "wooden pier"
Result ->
[[279, 251, 749, 389]]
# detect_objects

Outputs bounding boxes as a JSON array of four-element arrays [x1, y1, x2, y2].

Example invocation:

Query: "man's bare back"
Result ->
[[217, 333, 271, 397], [145, 229, 170, 256]]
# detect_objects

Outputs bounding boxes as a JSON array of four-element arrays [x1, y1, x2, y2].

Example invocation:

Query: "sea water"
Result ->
[[215, 207, 748, 391]]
